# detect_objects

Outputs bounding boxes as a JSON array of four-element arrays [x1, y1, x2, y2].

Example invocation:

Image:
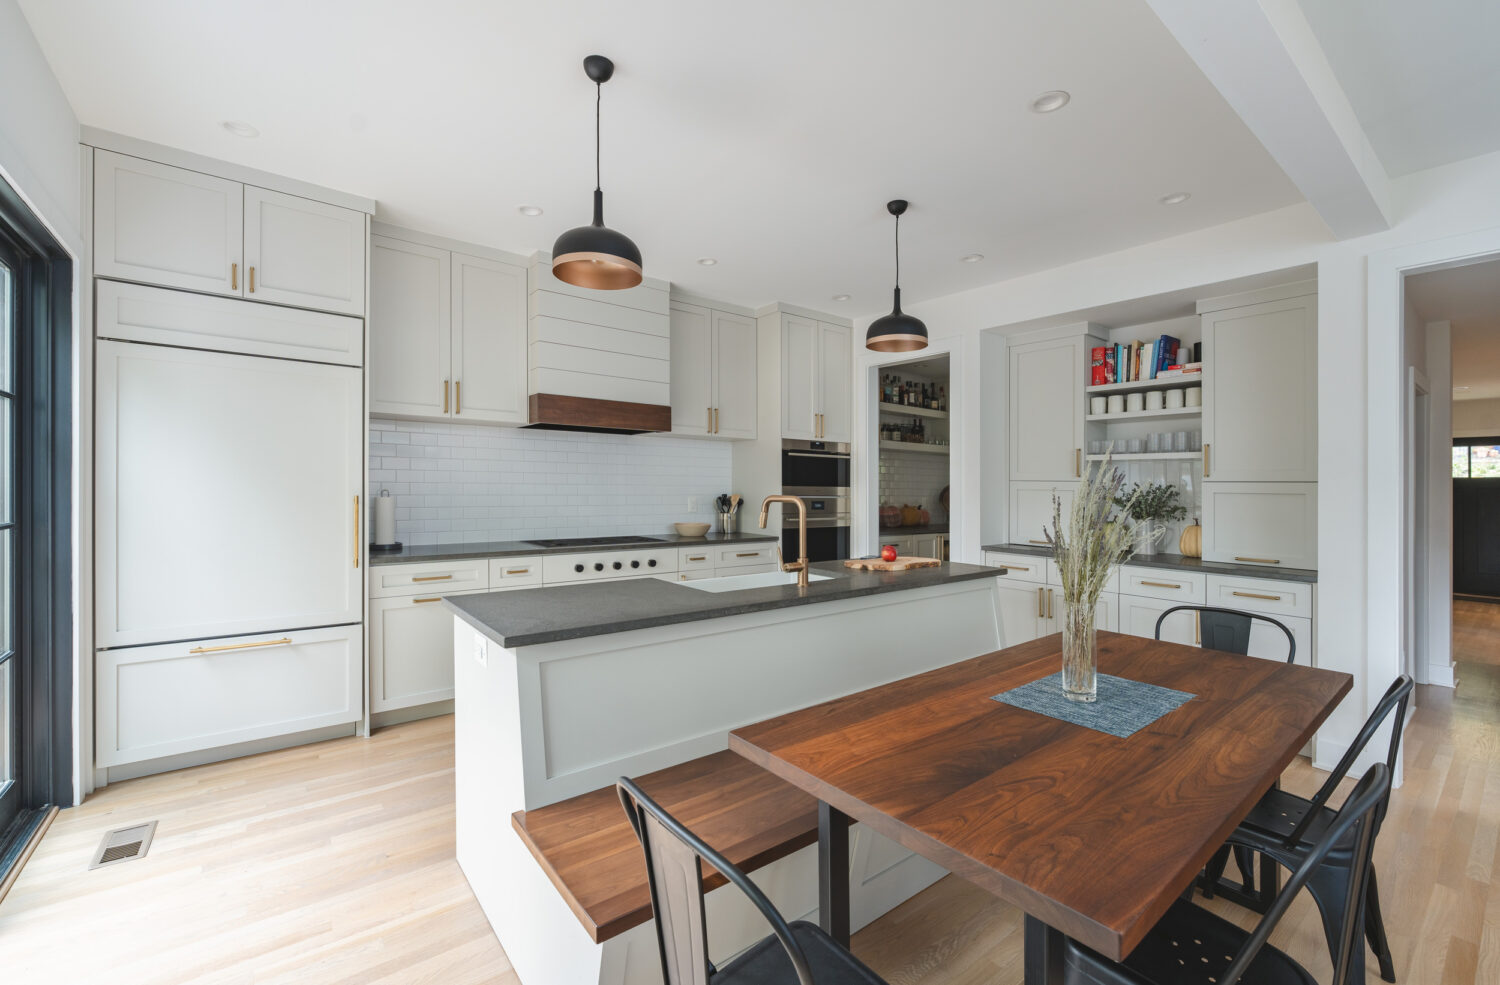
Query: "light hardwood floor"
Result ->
[[1, 633, 1495, 983], [1453, 600, 1500, 667]]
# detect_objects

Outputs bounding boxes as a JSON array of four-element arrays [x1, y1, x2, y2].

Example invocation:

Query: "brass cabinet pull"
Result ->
[[190, 637, 292, 655], [1203, 443, 1211, 477], [1046, 589, 1054, 620], [1028, 539, 1049, 545], [1075, 448, 1082, 477], [455, 380, 461, 414], [505, 568, 531, 576], [353, 496, 360, 568], [249, 266, 256, 293], [714, 408, 720, 433], [1141, 580, 1182, 589], [736, 552, 761, 558], [413, 597, 443, 604], [412, 574, 453, 582], [1194, 611, 1201, 646], [1234, 556, 1281, 565], [1232, 590, 1282, 601], [1037, 587, 1045, 619], [231, 262, 238, 290], [443, 380, 450, 414], [687, 555, 707, 562], [1003, 563, 1031, 571]]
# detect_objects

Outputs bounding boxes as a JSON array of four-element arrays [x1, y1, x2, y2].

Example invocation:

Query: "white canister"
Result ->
[[1145, 390, 1164, 411], [1164, 388, 1184, 409], [1185, 386, 1203, 407], [373, 489, 398, 546], [1126, 392, 1145, 413], [1106, 394, 1125, 414], [1090, 396, 1107, 415]]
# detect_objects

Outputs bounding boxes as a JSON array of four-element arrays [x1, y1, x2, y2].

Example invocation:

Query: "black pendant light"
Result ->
[[865, 200, 929, 353], [552, 55, 643, 290]]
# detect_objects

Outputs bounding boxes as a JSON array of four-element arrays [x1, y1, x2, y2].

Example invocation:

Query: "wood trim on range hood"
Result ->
[[525, 394, 672, 434]]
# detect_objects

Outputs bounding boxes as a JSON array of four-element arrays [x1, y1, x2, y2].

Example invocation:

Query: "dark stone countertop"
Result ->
[[369, 531, 778, 566], [979, 543, 1318, 584], [444, 560, 1008, 648]]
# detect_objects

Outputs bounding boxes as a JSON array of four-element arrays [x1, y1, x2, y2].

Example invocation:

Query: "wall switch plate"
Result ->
[[473, 635, 487, 668]]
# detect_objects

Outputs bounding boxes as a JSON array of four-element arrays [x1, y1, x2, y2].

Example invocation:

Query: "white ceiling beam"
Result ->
[[1145, 0, 1392, 239]]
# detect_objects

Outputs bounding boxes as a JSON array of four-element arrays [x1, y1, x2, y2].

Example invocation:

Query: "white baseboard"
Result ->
[[1426, 662, 1456, 687], [101, 722, 358, 784]]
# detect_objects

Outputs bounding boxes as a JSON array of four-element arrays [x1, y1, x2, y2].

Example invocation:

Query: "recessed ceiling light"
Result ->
[[832, 294, 851, 302], [696, 257, 718, 266], [1159, 192, 1191, 206], [518, 205, 544, 216], [1030, 91, 1071, 114], [960, 253, 985, 263], [221, 120, 259, 138]]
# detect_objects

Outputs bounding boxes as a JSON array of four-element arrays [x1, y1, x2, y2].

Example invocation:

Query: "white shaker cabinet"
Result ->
[[369, 592, 483, 713], [1200, 482, 1318, 571], [243, 186, 367, 316], [93, 150, 366, 315], [780, 315, 850, 442], [1009, 335, 1092, 482], [370, 236, 450, 418], [452, 252, 529, 425], [669, 302, 758, 438], [817, 321, 852, 442], [93, 149, 243, 297], [1201, 291, 1317, 483], [994, 581, 1046, 648], [715, 310, 759, 438], [1119, 594, 1199, 646], [1010, 481, 1074, 549]]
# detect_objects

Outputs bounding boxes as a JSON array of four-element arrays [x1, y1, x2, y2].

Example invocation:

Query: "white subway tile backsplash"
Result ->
[[879, 449, 950, 521], [368, 419, 732, 545]]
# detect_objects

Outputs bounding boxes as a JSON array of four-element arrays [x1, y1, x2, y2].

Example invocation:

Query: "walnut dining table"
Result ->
[[729, 630, 1352, 984]]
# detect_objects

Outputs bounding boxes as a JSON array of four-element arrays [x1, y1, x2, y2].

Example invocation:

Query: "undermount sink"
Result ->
[[680, 570, 838, 593]]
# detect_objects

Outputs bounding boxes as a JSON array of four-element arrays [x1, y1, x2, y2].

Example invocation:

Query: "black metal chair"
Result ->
[[1061, 763, 1391, 985], [618, 776, 890, 985], [1154, 604, 1297, 664], [1206, 674, 1414, 985]]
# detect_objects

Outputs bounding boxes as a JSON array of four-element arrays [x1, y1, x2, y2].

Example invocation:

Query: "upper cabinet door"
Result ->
[[243, 186, 366, 316], [712, 310, 758, 439], [781, 315, 819, 440], [817, 321, 852, 443], [451, 252, 528, 425], [1009, 337, 1086, 481], [93, 150, 243, 297], [669, 302, 713, 436], [370, 236, 450, 419], [1202, 294, 1317, 482]]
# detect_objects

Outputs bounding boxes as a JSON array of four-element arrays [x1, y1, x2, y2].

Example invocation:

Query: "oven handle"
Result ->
[[784, 451, 852, 461]]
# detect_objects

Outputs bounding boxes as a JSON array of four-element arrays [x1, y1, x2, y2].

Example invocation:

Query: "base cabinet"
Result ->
[[95, 624, 362, 767], [370, 591, 486, 713]]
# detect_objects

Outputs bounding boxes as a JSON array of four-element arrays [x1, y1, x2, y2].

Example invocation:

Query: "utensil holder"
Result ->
[[717, 513, 736, 534]]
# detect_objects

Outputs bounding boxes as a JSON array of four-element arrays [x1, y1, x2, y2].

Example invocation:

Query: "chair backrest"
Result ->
[[1155, 604, 1297, 663], [617, 777, 815, 985], [1220, 763, 1391, 985], [1287, 674, 1415, 842]]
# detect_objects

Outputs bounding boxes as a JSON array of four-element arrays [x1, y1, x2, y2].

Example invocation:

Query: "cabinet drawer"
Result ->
[[1201, 482, 1317, 570], [716, 544, 776, 568], [1046, 561, 1119, 594], [488, 557, 543, 588], [1119, 566, 1207, 603], [95, 624, 361, 767], [678, 547, 715, 572], [1205, 574, 1313, 620], [1119, 594, 1200, 646], [1244, 614, 1312, 666], [369, 559, 489, 598], [982, 551, 1048, 585]]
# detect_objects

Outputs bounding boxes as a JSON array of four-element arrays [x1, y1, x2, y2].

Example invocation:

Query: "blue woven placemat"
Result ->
[[991, 672, 1195, 738]]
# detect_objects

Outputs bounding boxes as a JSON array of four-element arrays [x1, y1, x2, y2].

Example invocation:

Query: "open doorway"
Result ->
[[874, 355, 950, 561]]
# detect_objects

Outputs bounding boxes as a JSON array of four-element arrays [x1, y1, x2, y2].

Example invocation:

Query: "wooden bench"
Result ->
[[510, 750, 820, 943]]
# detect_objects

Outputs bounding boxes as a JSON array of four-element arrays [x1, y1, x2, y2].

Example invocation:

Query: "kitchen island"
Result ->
[[449, 560, 1007, 985]]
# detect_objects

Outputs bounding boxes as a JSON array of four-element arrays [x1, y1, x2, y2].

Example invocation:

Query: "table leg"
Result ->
[[818, 801, 851, 947], [1023, 915, 1064, 985]]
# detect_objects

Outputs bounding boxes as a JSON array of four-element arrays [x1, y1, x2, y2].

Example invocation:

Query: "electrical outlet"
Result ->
[[473, 635, 487, 668], [687, 496, 698, 513]]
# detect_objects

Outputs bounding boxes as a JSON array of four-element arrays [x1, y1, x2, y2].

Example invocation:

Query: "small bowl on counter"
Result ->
[[674, 522, 711, 537]]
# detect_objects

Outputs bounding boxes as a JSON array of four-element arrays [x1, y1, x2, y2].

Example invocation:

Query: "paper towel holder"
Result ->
[[369, 488, 403, 553]]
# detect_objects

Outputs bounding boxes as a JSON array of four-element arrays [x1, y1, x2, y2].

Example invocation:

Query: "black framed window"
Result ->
[[1452, 436, 1500, 478]]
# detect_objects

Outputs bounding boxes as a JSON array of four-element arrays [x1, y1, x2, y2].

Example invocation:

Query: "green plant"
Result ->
[[1113, 482, 1188, 524], [1046, 452, 1139, 609]]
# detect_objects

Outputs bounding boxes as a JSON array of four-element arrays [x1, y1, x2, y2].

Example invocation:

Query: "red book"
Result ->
[[1090, 346, 1111, 385]]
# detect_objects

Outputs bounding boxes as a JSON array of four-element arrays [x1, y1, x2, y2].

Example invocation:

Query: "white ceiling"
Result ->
[[1406, 257, 1500, 400], [20, 0, 1303, 315], [1298, 0, 1500, 178]]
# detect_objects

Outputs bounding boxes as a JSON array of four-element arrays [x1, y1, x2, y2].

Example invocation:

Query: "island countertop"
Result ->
[[370, 531, 777, 566], [445, 560, 1008, 648]]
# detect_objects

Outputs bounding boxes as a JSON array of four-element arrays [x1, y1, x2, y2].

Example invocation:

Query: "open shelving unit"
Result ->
[[879, 440, 948, 455], [1086, 406, 1202, 424], [1086, 451, 1200, 462], [877, 402, 948, 420], [1085, 374, 1202, 397]]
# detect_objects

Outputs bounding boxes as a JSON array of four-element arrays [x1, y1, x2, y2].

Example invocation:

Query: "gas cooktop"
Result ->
[[524, 536, 670, 549]]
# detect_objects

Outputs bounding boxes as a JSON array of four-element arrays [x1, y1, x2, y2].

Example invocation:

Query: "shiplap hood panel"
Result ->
[[526, 255, 672, 433]]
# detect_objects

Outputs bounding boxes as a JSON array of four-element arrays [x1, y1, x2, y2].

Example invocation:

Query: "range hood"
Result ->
[[527, 253, 672, 434]]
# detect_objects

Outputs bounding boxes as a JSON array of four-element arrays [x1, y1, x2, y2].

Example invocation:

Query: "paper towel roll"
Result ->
[[374, 490, 397, 546]]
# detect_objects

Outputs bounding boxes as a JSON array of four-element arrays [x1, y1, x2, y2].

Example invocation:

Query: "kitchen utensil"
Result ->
[[843, 556, 942, 571], [716, 513, 736, 534], [674, 522, 711, 537]]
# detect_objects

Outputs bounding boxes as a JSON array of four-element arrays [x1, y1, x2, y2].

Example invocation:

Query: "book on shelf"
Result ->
[[1091, 346, 1115, 385]]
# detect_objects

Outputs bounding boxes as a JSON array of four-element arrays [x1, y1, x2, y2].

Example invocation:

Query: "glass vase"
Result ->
[[1061, 597, 1098, 702]]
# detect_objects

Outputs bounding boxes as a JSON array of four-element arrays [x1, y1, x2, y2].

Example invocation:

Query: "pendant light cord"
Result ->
[[894, 212, 901, 288], [595, 83, 602, 192]]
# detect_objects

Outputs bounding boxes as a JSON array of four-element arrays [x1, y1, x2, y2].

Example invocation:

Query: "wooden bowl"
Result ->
[[674, 522, 711, 537]]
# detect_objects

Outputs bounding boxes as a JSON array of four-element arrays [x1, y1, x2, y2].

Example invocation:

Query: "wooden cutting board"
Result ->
[[843, 556, 943, 571]]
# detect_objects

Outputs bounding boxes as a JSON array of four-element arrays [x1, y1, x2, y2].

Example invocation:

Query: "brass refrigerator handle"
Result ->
[[190, 637, 292, 655], [353, 495, 360, 568], [231, 262, 238, 290], [455, 380, 461, 414]]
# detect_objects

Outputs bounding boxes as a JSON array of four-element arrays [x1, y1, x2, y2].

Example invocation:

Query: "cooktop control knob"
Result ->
[[593, 562, 604, 571], [630, 560, 640, 568], [574, 563, 585, 573], [648, 559, 657, 567], [612, 561, 622, 570]]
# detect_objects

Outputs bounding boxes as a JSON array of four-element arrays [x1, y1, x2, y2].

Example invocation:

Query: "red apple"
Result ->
[[881, 544, 898, 562]]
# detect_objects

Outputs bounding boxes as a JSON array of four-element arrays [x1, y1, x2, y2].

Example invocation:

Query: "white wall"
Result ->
[[1424, 322, 1454, 686], [369, 420, 733, 545], [1452, 397, 1500, 436], [0, 0, 81, 252], [852, 146, 1500, 767]]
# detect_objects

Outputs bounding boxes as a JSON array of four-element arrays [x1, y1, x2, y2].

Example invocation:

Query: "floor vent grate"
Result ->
[[89, 821, 157, 870]]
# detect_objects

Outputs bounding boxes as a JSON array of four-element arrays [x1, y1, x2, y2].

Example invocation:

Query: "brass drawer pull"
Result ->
[[1141, 580, 1183, 589], [687, 555, 707, 562], [505, 568, 531, 576], [413, 597, 443, 604], [412, 574, 453, 582], [736, 552, 762, 558], [190, 637, 292, 654], [1232, 590, 1282, 602], [1002, 563, 1031, 571], [1028, 539, 1049, 546], [1234, 556, 1281, 565]]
